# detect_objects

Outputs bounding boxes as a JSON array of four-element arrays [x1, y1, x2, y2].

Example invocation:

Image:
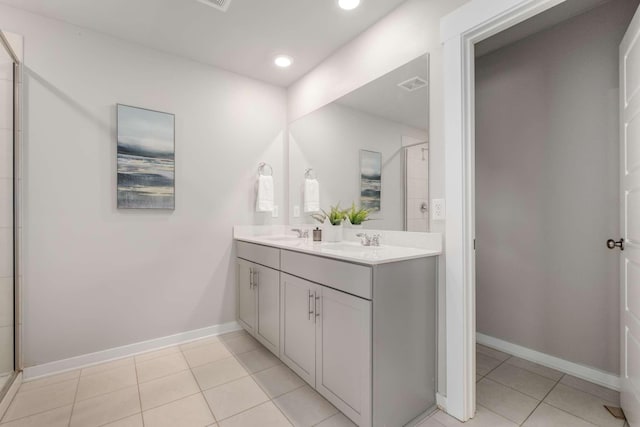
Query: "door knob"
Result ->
[[606, 238, 624, 251]]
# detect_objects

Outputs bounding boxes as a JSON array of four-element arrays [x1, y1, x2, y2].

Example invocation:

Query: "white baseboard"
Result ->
[[436, 392, 447, 411], [0, 372, 22, 420], [476, 333, 620, 391], [23, 321, 242, 381]]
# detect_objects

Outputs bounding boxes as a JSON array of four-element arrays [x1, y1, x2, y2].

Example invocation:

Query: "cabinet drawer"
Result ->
[[281, 250, 372, 300], [237, 241, 280, 270]]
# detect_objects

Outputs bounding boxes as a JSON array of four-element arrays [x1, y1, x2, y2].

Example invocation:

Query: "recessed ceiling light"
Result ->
[[338, 0, 360, 10], [274, 55, 293, 68]]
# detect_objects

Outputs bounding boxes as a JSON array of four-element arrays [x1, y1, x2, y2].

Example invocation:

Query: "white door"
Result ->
[[621, 6, 640, 425], [237, 259, 256, 334], [255, 265, 280, 356], [315, 286, 372, 427], [279, 273, 317, 386]]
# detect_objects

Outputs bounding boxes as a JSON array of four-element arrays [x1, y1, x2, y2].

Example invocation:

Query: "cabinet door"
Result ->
[[280, 273, 317, 387], [255, 264, 280, 356], [237, 259, 256, 334], [316, 286, 372, 427]]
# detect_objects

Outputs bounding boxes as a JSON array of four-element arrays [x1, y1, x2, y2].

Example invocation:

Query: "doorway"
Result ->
[[443, 0, 640, 423]]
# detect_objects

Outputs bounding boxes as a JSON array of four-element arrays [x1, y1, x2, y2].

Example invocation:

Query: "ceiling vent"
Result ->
[[196, 0, 232, 12], [398, 76, 428, 92]]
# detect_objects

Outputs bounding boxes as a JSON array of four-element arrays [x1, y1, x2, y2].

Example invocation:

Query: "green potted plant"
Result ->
[[312, 204, 347, 242], [345, 202, 370, 228]]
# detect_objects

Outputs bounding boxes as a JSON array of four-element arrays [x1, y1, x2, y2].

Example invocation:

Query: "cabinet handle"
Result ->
[[308, 290, 314, 320], [253, 270, 259, 288], [249, 267, 253, 289], [315, 294, 320, 322]]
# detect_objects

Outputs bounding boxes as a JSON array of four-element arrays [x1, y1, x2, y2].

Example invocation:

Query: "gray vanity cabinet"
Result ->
[[280, 273, 318, 386], [280, 272, 372, 426], [236, 241, 437, 427], [236, 257, 281, 356]]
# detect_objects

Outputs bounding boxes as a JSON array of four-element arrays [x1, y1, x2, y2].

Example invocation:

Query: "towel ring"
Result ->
[[258, 162, 273, 176], [304, 168, 317, 179]]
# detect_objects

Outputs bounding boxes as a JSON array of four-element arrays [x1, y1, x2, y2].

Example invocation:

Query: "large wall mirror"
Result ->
[[289, 54, 430, 231]]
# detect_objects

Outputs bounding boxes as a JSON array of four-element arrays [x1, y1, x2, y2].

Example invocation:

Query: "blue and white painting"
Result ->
[[360, 149, 381, 211], [117, 104, 175, 209]]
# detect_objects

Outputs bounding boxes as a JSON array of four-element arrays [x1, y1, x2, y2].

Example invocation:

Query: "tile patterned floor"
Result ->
[[0, 336, 628, 427], [0, 330, 353, 427], [419, 344, 628, 427]]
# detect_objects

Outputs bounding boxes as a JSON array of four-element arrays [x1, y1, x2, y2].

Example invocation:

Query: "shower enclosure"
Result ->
[[0, 30, 20, 400], [404, 142, 429, 231]]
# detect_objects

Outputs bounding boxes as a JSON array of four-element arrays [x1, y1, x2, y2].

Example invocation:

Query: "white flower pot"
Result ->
[[323, 224, 343, 242]]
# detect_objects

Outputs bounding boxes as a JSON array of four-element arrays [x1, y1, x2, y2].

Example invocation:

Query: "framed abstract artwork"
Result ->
[[117, 104, 175, 209], [360, 149, 381, 211]]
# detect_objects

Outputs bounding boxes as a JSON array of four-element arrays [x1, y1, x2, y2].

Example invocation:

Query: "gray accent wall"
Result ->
[[475, 0, 639, 374]]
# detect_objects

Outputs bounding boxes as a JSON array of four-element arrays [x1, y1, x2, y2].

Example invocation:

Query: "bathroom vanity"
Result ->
[[234, 227, 441, 427]]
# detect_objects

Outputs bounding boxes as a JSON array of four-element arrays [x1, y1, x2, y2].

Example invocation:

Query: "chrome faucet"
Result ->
[[356, 233, 381, 247], [291, 228, 309, 238]]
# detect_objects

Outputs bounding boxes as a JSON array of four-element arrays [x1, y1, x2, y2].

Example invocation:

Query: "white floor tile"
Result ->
[[81, 357, 134, 377], [544, 383, 624, 427], [203, 376, 269, 421], [476, 344, 510, 362], [192, 356, 249, 391], [2, 378, 77, 422], [0, 405, 71, 427], [505, 357, 564, 381], [70, 386, 140, 427], [235, 347, 281, 374], [273, 385, 338, 427], [220, 334, 261, 355], [183, 342, 233, 368], [19, 370, 80, 393], [487, 363, 556, 400], [102, 413, 144, 427], [143, 393, 215, 427], [136, 352, 189, 383], [476, 378, 539, 425], [431, 406, 518, 427], [560, 375, 620, 404], [252, 365, 305, 398], [315, 412, 357, 426], [138, 370, 199, 411], [522, 402, 598, 427], [76, 364, 137, 401], [476, 352, 502, 376], [218, 401, 291, 427]]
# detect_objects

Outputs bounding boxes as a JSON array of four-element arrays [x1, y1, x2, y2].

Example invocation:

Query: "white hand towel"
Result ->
[[304, 178, 320, 213], [256, 175, 274, 212]]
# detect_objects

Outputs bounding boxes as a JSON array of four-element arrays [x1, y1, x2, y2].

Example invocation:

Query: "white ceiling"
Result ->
[[337, 55, 429, 130], [0, 0, 408, 87]]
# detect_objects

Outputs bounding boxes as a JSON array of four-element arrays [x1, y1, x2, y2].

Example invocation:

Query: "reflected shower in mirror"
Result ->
[[289, 54, 429, 231]]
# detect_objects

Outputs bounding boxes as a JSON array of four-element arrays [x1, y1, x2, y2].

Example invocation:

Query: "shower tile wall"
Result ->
[[406, 144, 429, 232], [0, 42, 14, 381]]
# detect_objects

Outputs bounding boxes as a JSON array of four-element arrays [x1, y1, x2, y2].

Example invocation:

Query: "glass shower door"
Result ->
[[0, 32, 15, 395]]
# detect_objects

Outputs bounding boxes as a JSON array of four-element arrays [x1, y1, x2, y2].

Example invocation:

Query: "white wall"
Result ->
[[0, 4, 287, 367], [475, 0, 638, 374], [289, 102, 427, 230], [288, 0, 471, 393]]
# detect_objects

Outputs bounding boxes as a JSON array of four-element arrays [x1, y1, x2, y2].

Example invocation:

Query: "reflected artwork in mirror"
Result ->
[[289, 54, 429, 231]]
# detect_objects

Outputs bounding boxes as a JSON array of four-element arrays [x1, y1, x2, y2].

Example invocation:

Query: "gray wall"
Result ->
[[475, 0, 638, 374], [0, 4, 287, 367]]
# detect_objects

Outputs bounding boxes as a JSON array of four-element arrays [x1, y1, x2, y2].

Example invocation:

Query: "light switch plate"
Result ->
[[432, 199, 445, 220], [272, 205, 279, 218], [293, 205, 300, 217]]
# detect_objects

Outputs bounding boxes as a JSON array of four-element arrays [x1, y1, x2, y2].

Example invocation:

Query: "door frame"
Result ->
[[441, 0, 568, 421]]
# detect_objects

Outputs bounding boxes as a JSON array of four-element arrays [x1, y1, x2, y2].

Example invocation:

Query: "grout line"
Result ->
[[67, 375, 80, 427], [132, 356, 145, 427], [518, 373, 565, 426]]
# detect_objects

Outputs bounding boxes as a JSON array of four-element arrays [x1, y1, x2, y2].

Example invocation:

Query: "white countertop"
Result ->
[[233, 226, 442, 265]]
